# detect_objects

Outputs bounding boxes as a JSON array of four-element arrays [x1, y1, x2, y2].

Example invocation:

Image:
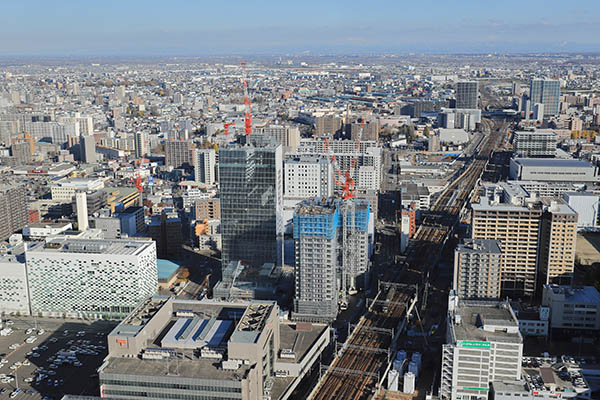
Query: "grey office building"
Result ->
[[456, 81, 478, 109], [529, 79, 560, 116], [219, 135, 283, 270]]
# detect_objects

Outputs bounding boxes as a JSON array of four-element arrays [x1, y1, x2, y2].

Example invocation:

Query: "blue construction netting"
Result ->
[[293, 206, 339, 240]]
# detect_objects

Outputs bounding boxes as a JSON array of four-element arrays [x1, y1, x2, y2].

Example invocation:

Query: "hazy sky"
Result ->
[[1, 0, 599, 56]]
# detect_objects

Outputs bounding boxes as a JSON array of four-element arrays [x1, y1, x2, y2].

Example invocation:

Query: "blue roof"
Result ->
[[157, 259, 181, 280]]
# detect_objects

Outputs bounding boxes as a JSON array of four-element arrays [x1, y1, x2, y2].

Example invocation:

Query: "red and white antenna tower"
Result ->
[[241, 61, 252, 135]]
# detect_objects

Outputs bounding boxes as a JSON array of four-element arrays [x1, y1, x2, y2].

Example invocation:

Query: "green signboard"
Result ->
[[462, 387, 490, 391], [458, 340, 491, 349]]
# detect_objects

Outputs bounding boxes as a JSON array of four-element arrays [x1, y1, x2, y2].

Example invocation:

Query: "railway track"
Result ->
[[311, 120, 507, 400]]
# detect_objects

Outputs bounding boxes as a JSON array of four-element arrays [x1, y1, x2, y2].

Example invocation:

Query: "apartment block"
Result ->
[[284, 155, 333, 199], [513, 131, 557, 158], [165, 140, 193, 168], [315, 114, 342, 136], [293, 198, 370, 322], [537, 202, 577, 287], [295, 138, 381, 191], [194, 198, 221, 220], [193, 148, 217, 185], [0, 184, 28, 241], [472, 184, 542, 298], [453, 239, 502, 300], [471, 183, 578, 298]]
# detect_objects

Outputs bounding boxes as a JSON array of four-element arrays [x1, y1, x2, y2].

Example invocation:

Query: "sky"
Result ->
[[1, 0, 599, 56]]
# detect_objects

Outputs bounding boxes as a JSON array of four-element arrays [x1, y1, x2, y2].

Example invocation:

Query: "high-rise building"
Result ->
[[529, 79, 560, 116], [514, 131, 557, 158], [80, 135, 97, 163], [456, 81, 478, 109], [0, 184, 27, 241], [75, 191, 89, 231], [263, 124, 300, 153], [219, 136, 283, 270], [147, 211, 184, 260], [351, 119, 380, 141], [164, 140, 192, 168], [25, 238, 157, 319], [284, 155, 333, 199], [134, 131, 149, 158], [10, 141, 32, 164], [295, 138, 382, 191], [453, 239, 502, 300], [537, 201, 577, 287], [193, 148, 216, 185], [472, 183, 578, 298], [293, 198, 370, 322], [315, 115, 343, 136], [293, 198, 340, 321], [472, 183, 542, 298], [440, 294, 523, 400]]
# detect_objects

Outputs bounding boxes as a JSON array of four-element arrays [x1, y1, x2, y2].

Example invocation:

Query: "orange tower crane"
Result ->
[[241, 61, 252, 135]]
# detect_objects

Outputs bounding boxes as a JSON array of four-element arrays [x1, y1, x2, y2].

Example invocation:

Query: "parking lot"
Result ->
[[0, 317, 118, 399]]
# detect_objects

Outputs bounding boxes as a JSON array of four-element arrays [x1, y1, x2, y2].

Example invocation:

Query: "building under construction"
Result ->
[[293, 197, 371, 322]]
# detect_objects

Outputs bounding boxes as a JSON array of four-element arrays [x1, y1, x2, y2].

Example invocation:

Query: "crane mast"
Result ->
[[241, 61, 252, 135]]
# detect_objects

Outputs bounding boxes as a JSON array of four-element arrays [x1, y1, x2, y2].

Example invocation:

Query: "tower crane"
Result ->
[[322, 118, 367, 304], [224, 122, 235, 135], [241, 61, 252, 135]]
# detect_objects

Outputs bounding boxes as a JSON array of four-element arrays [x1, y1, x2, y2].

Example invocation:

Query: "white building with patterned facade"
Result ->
[[25, 238, 157, 319]]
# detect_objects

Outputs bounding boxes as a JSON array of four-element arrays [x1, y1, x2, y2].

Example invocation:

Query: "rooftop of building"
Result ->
[[511, 158, 595, 168], [295, 198, 337, 215], [521, 356, 589, 395], [450, 299, 521, 344], [544, 285, 600, 303], [27, 237, 154, 256], [157, 259, 181, 280], [25, 221, 72, 229], [457, 238, 502, 254], [515, 130, 557, 136], [101, 354, 252, 381]]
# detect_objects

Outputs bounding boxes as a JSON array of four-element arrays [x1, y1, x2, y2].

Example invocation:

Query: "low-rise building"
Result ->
[[542, 285, 600, 334], [100, 297, 329, 400]]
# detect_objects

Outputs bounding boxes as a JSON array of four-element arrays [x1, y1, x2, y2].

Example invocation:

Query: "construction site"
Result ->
[[307, 119, 508, 399]]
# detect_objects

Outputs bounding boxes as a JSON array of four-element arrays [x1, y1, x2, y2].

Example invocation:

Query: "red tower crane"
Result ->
[[323, 119, 365, 199], [241, 61, 252, 135], [224, 122, 235, 135]]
